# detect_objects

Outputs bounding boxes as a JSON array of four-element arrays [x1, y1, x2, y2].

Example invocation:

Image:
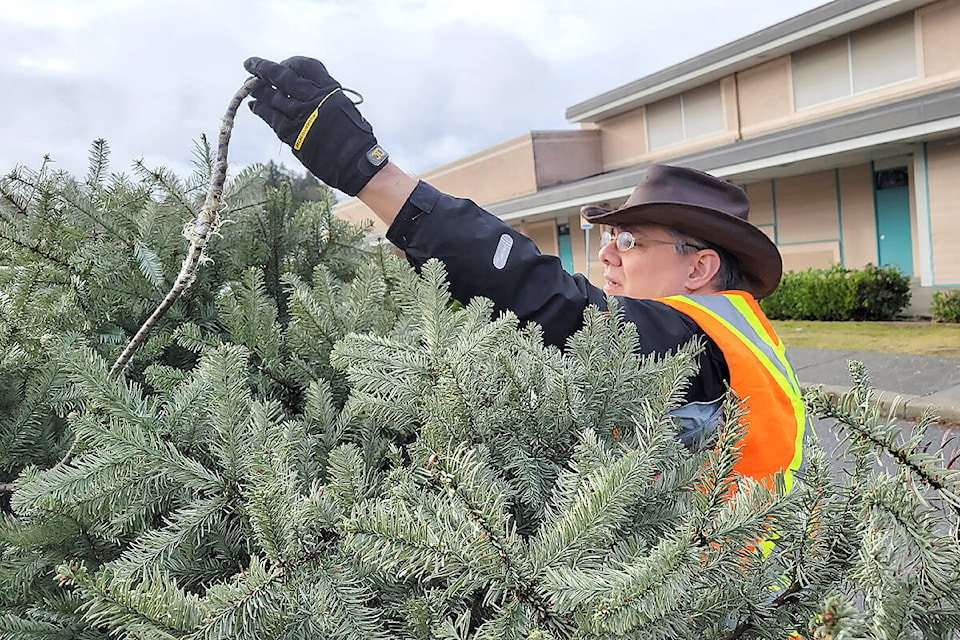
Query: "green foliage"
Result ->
[[761, 264, 912, 321], [0, 140, 365, 486], [931, 289, 960, 323], [803, 362, 960, 639], [263, 160, 335, 212], [2, 143, 959, 639]]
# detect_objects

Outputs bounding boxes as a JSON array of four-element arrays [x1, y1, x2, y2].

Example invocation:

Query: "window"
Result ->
[[646, 82, 724, 150], [646, 96, 684, 149], [792, 14, 917, 110], [875, 167, 909, 190], [851, 14, 917, 93]]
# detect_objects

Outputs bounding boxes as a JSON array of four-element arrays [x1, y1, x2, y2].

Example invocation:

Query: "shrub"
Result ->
[[850, 263, 912, 320], [931, 289, 960, 323], [761, 264, 911, 321]]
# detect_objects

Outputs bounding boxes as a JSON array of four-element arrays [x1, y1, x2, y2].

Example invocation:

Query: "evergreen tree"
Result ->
[[263, 160, 337, 213], [1, 144, 959, 639]]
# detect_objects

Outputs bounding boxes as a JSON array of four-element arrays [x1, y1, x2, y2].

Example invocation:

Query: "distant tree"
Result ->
[[263, 160, 337, 211]]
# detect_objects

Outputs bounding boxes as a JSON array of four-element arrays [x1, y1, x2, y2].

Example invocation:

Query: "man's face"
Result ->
[[598, 223, 707, 299]]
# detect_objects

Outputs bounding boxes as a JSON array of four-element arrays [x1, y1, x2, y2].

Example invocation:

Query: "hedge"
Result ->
[[760, 264, 911, 321], [931, 289, 960, 323]]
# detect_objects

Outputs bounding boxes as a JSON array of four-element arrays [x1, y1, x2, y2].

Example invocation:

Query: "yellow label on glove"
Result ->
[[294, 87, 341, 151]]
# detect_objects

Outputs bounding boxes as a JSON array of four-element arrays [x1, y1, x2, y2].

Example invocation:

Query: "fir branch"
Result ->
[[858, 474, 960, 596], [344, 497, 478, 582], [293, 265, 348, 338], [60, 563, 206, 637], [782, 443, 860, 595], [189, 556, 286, 639], [324, 444, 378, 510], [0, 613, 79, 639], [808, 384, 960, 518], [1, 156, 53, 219], [0, 180, 30, 218], [55, 184, 131, 243], [109, 496, 230, 577], [578, 535, 695, 637], [689, 396, 749, 544], [110, 76, 262, 376], [84, 139, 109, 189], [200, 345, 256, 482], [132, 160, 201, 218], [421, 446, 565, 626], [59, 343, 158, 428], [132, 239, 166, 288], [531, 443, 663, 574], [311, 560, 392, 640], [191, 135, 215, 188], [0, 227, 74, 270], [718, 580, 804, 640]]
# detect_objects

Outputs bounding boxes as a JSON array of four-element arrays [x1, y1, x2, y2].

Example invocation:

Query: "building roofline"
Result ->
[[496, 86, 960, 221], [565, 0, 931, 124]]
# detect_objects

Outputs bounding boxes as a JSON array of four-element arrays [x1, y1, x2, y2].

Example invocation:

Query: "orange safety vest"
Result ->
[[657, 291, 806, 491]]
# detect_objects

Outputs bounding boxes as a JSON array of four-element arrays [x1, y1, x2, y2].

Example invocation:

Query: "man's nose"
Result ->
[[598, 239, 619, 266]]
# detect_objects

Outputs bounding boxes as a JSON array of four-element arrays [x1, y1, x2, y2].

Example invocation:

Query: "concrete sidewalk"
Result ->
[[788, 347, 960, 424]]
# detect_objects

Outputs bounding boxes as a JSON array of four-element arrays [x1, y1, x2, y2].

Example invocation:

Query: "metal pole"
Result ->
[[581, 221, 593, 280]]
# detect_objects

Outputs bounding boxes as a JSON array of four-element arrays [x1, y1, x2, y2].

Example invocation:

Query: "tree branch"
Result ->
[[0, 229, 74, 270], [109, 76, 262, 376], [721, 581, 803, 640]]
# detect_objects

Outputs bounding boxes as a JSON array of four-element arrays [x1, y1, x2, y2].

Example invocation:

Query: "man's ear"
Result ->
[[685, 249, 723, 292]]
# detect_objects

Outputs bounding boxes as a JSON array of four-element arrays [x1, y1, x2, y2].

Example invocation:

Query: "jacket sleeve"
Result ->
[[384, 181, 728, 400], [387, 181, 603, 347]]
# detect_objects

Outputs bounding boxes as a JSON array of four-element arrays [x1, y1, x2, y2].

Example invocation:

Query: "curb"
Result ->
[[799, 383, 960, 426]]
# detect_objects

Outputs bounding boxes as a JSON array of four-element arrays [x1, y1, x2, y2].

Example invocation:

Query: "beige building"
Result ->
[[336, 0, 960, 311]]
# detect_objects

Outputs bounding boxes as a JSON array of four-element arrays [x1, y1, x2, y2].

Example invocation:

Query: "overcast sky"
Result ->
[[3, 0, 829, 186]]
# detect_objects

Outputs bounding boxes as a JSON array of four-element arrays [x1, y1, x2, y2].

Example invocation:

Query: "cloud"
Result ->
[[0, 0, 829, 181]]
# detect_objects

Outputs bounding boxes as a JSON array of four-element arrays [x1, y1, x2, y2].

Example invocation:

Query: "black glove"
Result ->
[[243, 56, 389, 196]]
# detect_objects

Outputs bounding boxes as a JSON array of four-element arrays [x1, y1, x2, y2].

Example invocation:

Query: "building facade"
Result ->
[[336, 0, 960, 311]]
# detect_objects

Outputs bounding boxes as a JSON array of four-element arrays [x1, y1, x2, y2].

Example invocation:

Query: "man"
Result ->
[[243, 56, 805, 489]]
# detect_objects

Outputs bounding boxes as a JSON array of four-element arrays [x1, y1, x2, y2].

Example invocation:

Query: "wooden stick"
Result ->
[[109, 77, 262, 376], [52, 78, 262, 471]]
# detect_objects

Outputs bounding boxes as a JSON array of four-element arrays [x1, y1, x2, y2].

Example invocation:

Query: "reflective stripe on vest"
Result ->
[[657, 291, 806, 491]]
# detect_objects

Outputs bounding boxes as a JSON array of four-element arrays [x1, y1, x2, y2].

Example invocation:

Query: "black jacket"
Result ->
[[385, 181, 729, 405]]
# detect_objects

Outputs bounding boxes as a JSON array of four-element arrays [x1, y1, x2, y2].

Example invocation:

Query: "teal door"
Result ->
[[874, 167, 913, 277], [557, 223, 575, 274]]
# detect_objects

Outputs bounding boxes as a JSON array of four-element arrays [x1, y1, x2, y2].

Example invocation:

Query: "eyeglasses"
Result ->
[[600, 228, 708, 253]]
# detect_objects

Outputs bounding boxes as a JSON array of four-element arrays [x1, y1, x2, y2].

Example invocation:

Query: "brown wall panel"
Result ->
[[721, 76, 740, 133], [792, 37, 851, 110], [773, 171, 840, 245], [850, 14, 917, 92], [333, 199, 386, 235], [744, 180, 775, 227], [736, 57, 794, 131], [920, 0, 960, 78], [519, 219, 559, 257], [781, 245, 840, 272], [837, 163, 878, 268], [532, 131, 603, 189], [646, 95, 685, 150], [421, 135, 538, 205], [599, 108, 649, 171]]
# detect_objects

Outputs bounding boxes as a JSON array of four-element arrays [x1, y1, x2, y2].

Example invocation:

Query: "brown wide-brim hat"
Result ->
[[581, 164, 782, 299]]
